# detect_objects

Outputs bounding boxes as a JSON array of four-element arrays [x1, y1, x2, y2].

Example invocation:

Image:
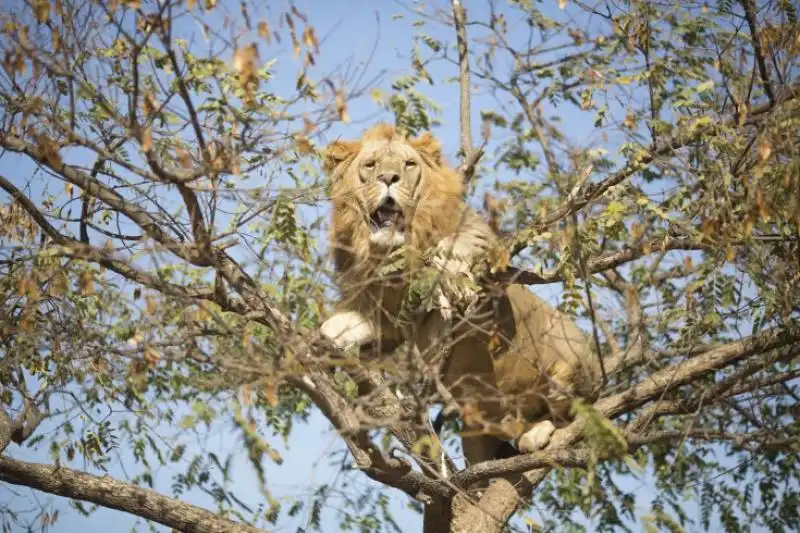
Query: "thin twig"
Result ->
[[739, 0, 775, 104]]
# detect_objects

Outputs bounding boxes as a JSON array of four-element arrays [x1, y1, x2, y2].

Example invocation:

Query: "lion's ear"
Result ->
[[323, 140, 362, 176], [409, 132, 442, 166]]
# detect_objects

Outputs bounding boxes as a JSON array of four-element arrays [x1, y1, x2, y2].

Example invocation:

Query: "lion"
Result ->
[[319, 123, 601, 474]]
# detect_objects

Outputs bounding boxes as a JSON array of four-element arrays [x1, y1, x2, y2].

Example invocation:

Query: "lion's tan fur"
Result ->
[[321, 124, 601, 475], [325, 124, 466, 317]]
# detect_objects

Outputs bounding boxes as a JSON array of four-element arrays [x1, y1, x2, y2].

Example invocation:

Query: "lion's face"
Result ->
[[324, 124, 464, 273], [349, 136, 425, 248]]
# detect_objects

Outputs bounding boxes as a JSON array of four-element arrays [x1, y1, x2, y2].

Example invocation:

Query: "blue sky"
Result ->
[[0, 0, 772, 531]]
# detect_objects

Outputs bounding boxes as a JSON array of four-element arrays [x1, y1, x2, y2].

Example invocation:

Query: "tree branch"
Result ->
[[286, 372, 449, 502], [450, 0, 482, 184], [0, 412, 14, 453], [0, 135, 211, 266], [601, 269, 647, 373], [494, 234, 709, 286], [0, 456, 265, 533], [596, 326, 800, 420], [0, 174, 220, 307], [507, 84, 800, 258], [739, 0, 774, 104], [451, 326, 800, 530]]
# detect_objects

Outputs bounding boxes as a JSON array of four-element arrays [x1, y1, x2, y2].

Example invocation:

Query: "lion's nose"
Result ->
[[377, 173, 400, 186]]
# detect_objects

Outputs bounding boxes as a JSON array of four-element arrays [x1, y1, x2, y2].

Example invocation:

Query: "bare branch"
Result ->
[[0, 456, 265, 533], [739, 0, 775, 104], [494, 234, 710, 286], [0, 412, 14, 453], [601, 269, 647, 374], [0, 135, 211, 265], [0, 174, 220, 306], [286, 372, 449, 502], [451, 0, 482, 184], [597, 327, 800, 420]]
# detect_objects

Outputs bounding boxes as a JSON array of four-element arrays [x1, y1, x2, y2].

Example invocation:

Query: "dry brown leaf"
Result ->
[[49, 271, 68, 296], [18, 25, 29, 45], [757, 140, 772, 163], [141, 126, 152, 152], [146, 295, 157, 314], [142, 91, 158, 117], [34, 0, 49, 23], [335, 87, 349, 123], [738, 102, 749, 126], [91, 357, 110, 377], [19, 311, 33, 332], [630, 221, 644, 240], [263, 380, 278, 407], [35, 134, 62, 167], [700, 218, 715, 238], [144, 345, 161, 366], [240, 384, 252, 406], [302, 114, 315, 134], [79, 270, 94, 294], [178, 147, 193, 168], [302, 26, 319, 51], [294, 135, 313, 154], [743, 216, 754, 236], [258, 20, 271, 44], [195, 306, 210, 322], [17, 277, 30, 297], [755, 188, 771, 219]]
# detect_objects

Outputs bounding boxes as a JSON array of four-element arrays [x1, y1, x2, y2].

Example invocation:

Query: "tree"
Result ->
[[0, 0, 798, 532]]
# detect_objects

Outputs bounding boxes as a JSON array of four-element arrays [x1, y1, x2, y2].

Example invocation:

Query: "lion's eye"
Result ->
[[364, 161, 376, 169], [405, 160, 417, 168]]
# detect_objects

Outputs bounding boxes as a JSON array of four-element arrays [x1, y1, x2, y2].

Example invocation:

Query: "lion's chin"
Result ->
[[369, 226, 405, 248]]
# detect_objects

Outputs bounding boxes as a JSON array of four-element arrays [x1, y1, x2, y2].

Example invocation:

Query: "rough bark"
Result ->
[[0, 456, 266, 533]]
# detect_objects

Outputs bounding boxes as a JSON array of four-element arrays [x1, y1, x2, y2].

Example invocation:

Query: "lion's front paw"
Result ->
[[431, 253, 473, 280], [320, 311, 375, 350], [430, 255, 480, 316], [517, 421, 556, 453]]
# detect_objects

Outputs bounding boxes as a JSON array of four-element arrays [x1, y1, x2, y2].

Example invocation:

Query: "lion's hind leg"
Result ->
[[514, 380, 579, 453]]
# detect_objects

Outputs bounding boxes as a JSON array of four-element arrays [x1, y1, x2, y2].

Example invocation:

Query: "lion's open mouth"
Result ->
[[369, 198, 406, 232]]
